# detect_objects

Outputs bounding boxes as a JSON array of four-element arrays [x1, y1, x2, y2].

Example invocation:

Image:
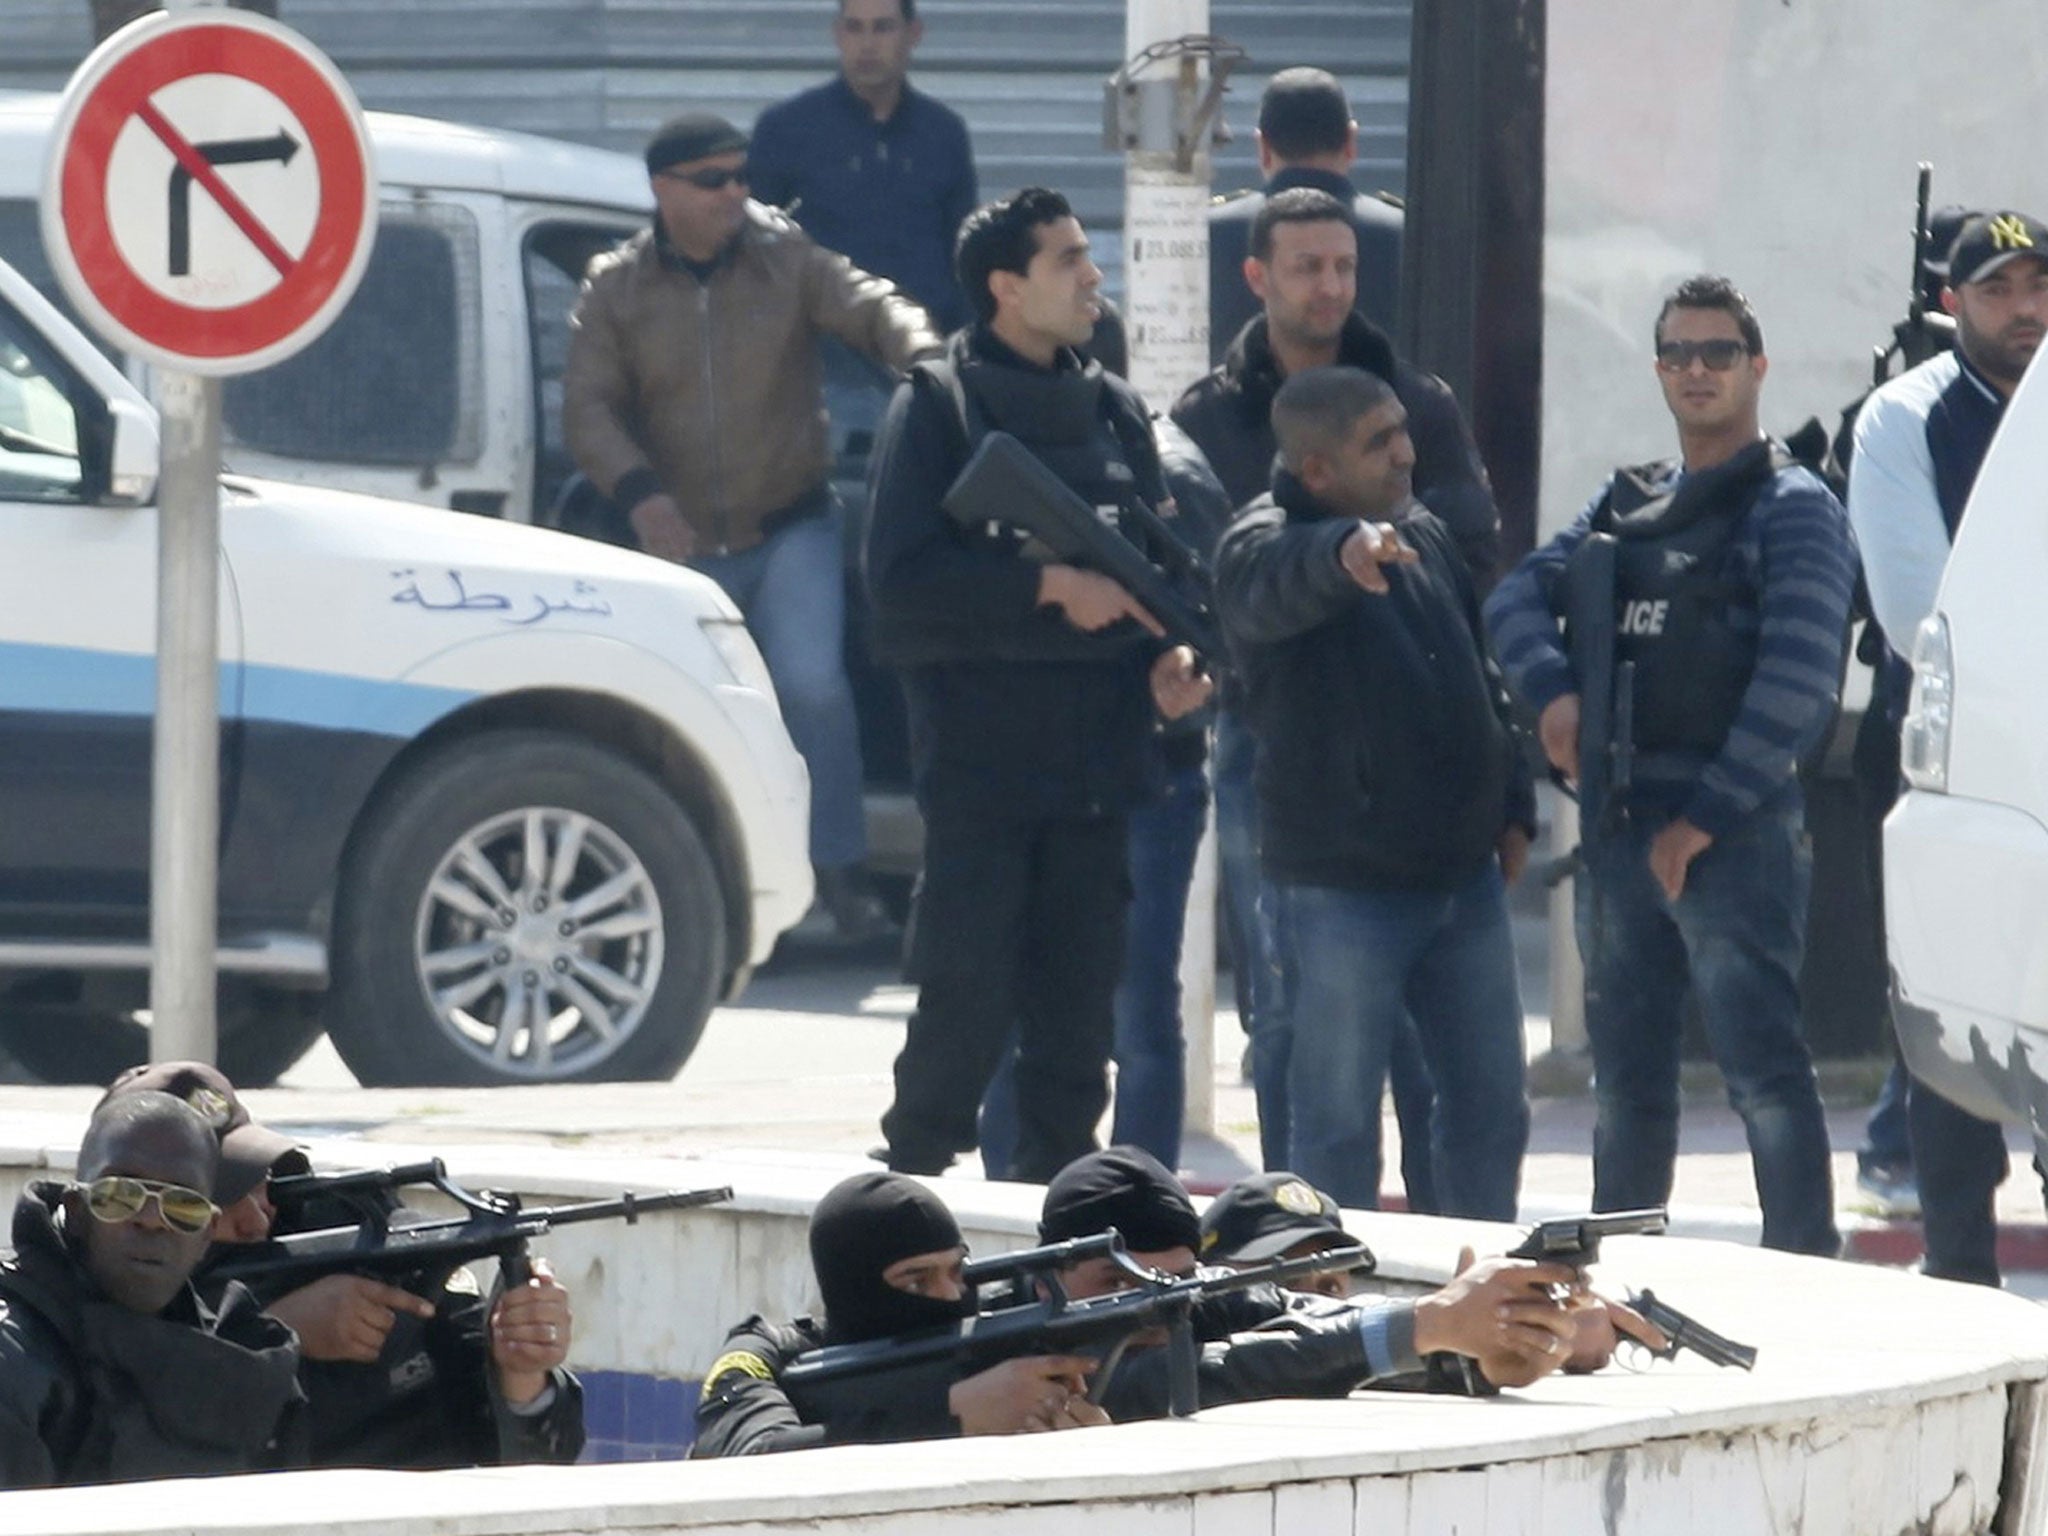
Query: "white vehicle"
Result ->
[[1884, 351, 2048, 1152], [0, 90, 655, 525], [0, 253, 811, 1088]]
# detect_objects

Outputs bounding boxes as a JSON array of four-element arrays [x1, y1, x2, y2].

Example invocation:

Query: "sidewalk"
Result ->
[[0, 913, 2040, 1288]]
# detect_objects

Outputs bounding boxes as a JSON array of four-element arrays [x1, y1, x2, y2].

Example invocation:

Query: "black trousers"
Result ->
[[1858, 699, 2016, 1284], [882, 802, 1130, 1183]]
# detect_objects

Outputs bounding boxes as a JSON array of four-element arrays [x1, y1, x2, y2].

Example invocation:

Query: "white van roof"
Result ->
[[0, 90, 651, 215]]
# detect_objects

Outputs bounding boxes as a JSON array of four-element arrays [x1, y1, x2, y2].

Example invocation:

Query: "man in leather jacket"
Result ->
[[565, 110, 943, 935], [0, 1093, 304, 1487]]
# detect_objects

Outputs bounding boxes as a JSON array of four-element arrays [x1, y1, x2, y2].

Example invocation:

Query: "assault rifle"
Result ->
[[1508, 1208, 1667, 1270], [1541, 532, 1637, 888], [781, 1228, 1376, 1421], [1872, 163, 1957, 388], [943, 430, 1224, 660], [1624, 1288, 1758, 1371], [213, 1158, 732, 1291]]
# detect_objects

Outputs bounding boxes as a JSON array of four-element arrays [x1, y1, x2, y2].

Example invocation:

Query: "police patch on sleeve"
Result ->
[[704, 1350, 774, 1392]]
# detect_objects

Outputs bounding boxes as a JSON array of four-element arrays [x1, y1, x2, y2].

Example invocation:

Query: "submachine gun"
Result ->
[[214, 1158, 733, 1292], [943, 431, 1224, 660], [781, 1229, 1376, 1422]]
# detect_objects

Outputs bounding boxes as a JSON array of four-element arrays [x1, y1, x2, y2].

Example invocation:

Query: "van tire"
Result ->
[[326, 731, 724, 1086], [0, 982, 325, 1088]]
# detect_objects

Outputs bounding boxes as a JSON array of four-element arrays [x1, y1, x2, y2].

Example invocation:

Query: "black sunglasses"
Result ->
[[656, 166, 750, 192], [1655, 339, 1750, 372], [75, 1175, 218, 1234]]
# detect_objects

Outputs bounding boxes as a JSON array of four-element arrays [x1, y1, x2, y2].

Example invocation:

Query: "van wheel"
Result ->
[[0, 982, 325, 1088], [325, 732, 725, 1086]]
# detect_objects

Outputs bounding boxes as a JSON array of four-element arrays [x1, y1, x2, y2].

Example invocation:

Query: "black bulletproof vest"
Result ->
[[1596, 440, 1785, 756], [949, 350, 1149, 534]]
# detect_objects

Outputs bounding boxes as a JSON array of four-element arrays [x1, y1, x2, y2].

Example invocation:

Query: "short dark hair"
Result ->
[[1654, 274, 1764, 355], [1249, 186, 1354, 263], [1257, 68, 1352, 161], [839, 0, 915, 20], [1272, 366, 1396, 472], [955, 186, 1075, 324]]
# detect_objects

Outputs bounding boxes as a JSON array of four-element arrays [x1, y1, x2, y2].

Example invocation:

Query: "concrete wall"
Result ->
[[1540, 0, 2048, 536], [5, 1123, 2048, 1531]]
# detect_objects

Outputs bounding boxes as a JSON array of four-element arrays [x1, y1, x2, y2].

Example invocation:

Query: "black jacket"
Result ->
[[0, 1186, 305, 1488], [1216, 473, 1534, 893], [864, 325, 1172, 819], [690, 1314, 958, 1457], [1172, 313, 1500, 590]]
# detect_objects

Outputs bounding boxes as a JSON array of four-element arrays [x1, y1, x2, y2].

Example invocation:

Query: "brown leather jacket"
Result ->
[[564, 205, 942, 554]]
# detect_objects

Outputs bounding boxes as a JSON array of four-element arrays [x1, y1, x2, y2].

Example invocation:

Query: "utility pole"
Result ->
[[1108, 1, 1239, 1141]]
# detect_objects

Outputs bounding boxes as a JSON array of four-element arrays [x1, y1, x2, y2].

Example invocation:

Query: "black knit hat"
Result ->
[[644, 111, 748, 173], [1038, 1146, 1201, 1253]]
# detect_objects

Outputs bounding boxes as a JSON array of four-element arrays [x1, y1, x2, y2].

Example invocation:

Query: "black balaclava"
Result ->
[[810, 1172, 973, 1344]]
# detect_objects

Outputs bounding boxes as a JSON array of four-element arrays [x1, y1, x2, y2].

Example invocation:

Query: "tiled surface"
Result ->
[[580, 1370, 701, 1463]]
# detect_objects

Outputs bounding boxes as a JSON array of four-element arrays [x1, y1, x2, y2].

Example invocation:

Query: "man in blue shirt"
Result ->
[[751, 0, 978, 331], [1486, 276, 1857, 1257]]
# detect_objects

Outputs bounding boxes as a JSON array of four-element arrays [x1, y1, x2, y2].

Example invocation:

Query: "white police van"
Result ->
[[0, 248, 811, 1090], [1884, 350, 2048, 1153]]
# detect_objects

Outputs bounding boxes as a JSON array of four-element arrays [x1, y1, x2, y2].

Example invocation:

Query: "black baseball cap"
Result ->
[[1947, 211, 2048, 288], [644, 111, 749, 173], [1038, 1146, 1202, 1254], [98, 1060, 304, 1205], [1198, 1171, 1360, 1265]]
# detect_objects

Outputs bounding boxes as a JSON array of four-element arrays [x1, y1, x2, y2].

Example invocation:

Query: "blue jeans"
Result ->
[[980, 762, 1207, 1177], [1217, 713, 1439, 1206], [1267, 865, 1528, 1218], [1577, 800, 1839, 1256], [1214, 712, 1286, 1165], [692, 504, 866, 868]]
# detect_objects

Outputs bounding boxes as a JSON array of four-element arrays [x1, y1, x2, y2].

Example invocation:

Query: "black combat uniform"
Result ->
[[222, 1189, 584, 1469], [0, 1185, 304, 1487], [867, 324, 1180, 1181]]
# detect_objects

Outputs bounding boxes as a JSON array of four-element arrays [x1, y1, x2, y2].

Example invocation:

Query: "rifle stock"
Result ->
[[942, 431, 1223, 659]]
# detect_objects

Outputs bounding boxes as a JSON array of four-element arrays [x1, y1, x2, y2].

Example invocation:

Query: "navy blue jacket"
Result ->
[[1208, 166, 1404, 365], [750, 78, 977, 331]]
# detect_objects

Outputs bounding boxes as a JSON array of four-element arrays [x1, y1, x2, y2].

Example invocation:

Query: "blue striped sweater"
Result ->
[[1483, 456, 1856, 838]]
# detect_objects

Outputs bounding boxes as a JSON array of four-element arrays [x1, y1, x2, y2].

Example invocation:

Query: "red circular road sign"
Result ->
[[40, 10, 377, 375]]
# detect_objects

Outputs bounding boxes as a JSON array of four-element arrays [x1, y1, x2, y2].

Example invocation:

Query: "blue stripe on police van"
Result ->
[[0, 640, 474, 737]]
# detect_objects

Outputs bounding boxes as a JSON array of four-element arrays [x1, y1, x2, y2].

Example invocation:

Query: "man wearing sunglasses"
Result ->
[[1486, 275, 1856, 1258], [565, 109, 944, 941], [101, 1060, 584, 1471], [0, 1092, 304, 1487]]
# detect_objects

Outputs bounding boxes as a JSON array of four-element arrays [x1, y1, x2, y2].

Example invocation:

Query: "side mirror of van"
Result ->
[[101, 396, 158, 506]]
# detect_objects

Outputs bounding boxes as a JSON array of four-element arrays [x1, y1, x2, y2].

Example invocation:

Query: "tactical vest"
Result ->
[[943, 348, 1153, 540], [1592, 440, 1786, 756]]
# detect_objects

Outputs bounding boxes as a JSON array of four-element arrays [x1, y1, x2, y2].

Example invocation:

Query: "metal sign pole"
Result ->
[[149, 368, 221, 1064], [1113, 0, 1229, 1141], [148, 0, 224, 1064]]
